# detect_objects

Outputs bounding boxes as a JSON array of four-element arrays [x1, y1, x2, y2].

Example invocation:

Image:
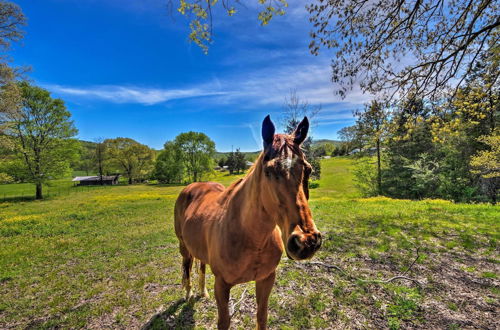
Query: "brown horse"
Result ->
[[174, 115, 322, 329]]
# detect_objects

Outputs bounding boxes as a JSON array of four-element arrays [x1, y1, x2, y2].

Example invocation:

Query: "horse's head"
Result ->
[[259, 115, 322, 260]]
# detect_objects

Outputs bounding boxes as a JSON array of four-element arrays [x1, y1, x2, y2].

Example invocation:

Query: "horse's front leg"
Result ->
[[214, 276, 231, 330], [255, 271, 276, 330]]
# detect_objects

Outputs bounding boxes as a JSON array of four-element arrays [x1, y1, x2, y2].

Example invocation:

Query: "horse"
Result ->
[[174, 115, 322, 329]]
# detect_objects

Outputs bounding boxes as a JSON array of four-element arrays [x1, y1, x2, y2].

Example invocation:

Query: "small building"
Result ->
[[72, 175, 120, 186], [245, 161, 254, 167]]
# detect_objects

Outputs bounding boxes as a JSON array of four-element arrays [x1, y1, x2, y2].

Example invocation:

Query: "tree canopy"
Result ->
[[226, 148, 246, 174], [174, 131, 215, 182], [2, 81, 78, 199], [153, 141, 185, 184], [0, 1, 25, 139], [105, 138, 155, 184]]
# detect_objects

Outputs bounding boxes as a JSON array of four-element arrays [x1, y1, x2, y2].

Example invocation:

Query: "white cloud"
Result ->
[[45, 62, 372, 108], [46, 84, 227, 105], [216, 62, 373, 106]]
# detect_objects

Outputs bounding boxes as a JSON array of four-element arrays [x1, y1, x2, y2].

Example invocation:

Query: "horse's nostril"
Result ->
[[315, 234, 322, 249], [287, 234, 302, 255]]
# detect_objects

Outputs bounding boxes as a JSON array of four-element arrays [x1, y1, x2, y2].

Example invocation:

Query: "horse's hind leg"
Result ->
[[198, 261, 209, 298], [179, 242, 193, 300]]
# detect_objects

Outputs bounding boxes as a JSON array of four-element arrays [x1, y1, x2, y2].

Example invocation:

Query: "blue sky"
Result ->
[[12, 0, 370, 151]]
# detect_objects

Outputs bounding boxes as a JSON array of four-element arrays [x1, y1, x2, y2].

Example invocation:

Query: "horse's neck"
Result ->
[[224, 166, 277, 244]]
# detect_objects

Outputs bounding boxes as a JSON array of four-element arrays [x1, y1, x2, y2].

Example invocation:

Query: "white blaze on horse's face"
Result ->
[[283, 157, 292, 170]]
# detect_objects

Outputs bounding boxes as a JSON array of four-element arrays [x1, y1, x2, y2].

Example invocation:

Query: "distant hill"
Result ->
[[214, 151, 261, 161], [311, 139, 342, 147]]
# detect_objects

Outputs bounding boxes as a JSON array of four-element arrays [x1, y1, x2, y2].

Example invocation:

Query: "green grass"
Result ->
[[0, 157, 498, 329], [0, 170, 243, 202], [312, 157, 360, 198]]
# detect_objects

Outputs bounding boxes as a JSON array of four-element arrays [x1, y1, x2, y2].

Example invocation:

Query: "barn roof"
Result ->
[[72, 176, 119, 182]]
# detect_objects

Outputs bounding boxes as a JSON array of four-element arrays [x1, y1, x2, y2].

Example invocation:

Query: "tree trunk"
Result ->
[[376, 138, 382, 195], [99, 164, 103, 185], [128, 177, 132, 185], [35, 183, 43, 200]]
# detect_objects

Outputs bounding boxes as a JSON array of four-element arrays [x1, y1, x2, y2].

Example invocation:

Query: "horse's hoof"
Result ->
[[201, 290, 209, 299]]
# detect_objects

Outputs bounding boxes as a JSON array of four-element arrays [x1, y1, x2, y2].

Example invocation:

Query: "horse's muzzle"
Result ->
[[286, 231, 322, 260]]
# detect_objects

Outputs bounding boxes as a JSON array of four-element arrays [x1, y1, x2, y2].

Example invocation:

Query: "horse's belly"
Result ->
[[181, 218, 212, 262]]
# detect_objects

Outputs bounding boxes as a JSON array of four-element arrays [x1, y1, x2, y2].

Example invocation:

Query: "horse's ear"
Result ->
[[293, 116, 309, 145], [262, 115, 275, 148]]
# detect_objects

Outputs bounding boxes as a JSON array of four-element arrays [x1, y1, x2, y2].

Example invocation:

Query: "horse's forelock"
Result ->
[[264, 134, 302, 163]]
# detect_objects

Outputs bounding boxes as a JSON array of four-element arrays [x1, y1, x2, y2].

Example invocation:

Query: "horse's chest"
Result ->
[[213, 234, 283, 285]]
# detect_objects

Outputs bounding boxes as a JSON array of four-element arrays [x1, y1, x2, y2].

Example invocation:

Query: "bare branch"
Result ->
[[229, 287, 248, 318]]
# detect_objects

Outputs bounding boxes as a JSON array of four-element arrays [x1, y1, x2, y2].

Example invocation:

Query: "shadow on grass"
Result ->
[[142, 297, 199, 330], [0, 195, 36, 203], [149, 183, 186, 188]]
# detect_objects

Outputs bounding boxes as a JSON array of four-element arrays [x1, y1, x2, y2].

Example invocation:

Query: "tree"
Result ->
[[217, 157, 226, 168], [153, 141, 184, 183], [337, 125, 358, 155], [105, 138, 155, 184], [226, 150, 235, 174], [235, 149, 247, 173], [227, 148, 246, 174], [174, 131, 215, 182], [355, 100, 388, 194], [94, 138, 107, 184], [383, 97, 438, 199], [171, 0, 287, 53], [427, 50, 499, 202], [226, 148, 246, 174], [174, 1, 498, 101], [77, 141, 96, 176], [308, 0, 499, 100], [2, 81, 78, 199], [470, 130, 499, 203], [281, 90, 322, 179], [0, 1, 25, 139]]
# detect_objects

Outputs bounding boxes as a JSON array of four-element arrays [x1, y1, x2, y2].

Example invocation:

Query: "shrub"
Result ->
[[353, 157, 379, 197]]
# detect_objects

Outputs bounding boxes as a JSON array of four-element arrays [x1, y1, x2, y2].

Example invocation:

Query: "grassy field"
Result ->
[[0, 158, 498, 329]]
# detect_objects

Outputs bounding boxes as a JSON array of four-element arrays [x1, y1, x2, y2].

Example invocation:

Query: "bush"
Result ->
[[309, 181, 320, 189], [0, 173, 14, 184], [309, 157, 321, 180], [353, 157, 379, 197]]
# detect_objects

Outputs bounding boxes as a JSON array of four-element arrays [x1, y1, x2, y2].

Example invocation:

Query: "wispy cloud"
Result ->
[[216, 63, 373, 107], [45, 61, 372, 110], [46, 84, 227, 105]]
